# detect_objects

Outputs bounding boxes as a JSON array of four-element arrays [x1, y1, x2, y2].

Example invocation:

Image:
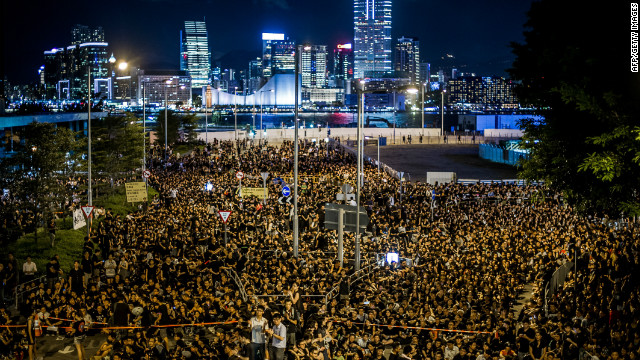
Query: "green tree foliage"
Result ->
[[91, 113, 144, 187], [0, 122, 81, 241], [156, 110, 199, 147], [510, 0, 640, 216]]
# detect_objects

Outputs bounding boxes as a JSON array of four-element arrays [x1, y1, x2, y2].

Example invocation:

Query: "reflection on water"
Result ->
[[213, 112, 447, 129]]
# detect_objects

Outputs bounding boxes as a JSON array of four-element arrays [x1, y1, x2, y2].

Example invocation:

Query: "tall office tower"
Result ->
[[262, 33, 293, 78], [301, 45, 327, 88], [71, 24, 104, 45], [180, 20, 212, 89], [447, 76, 519, 111], [353, 0, 392, 79], [262, 33, 296, 78], [333, 43, 354, 86], [419, 62, 430, 84], [394, 37, 420, 84], [44, 24, 109, 100]]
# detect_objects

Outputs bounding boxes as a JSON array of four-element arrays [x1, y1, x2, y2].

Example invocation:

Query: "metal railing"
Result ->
[[225, 268, 248, 302], [14, 275, 47, 308]]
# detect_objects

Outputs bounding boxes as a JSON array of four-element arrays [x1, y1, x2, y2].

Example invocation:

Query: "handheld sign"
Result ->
[[236, 171, 244, 180], [218, 211, 232, 224], [282, 186, 291, 197], [81, 206, 94, 218]]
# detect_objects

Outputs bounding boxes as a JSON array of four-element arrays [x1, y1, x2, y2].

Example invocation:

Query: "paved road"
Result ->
[[362, 144, 518, 181], [31, 333, 107, 360]]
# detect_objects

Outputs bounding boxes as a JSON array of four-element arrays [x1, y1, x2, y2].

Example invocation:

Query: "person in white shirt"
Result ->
[[104, 254, 117, 284], [266, 313, 286, 360], [249, 306, 269, 360], [444, 340, 460, 360], [22, 257, 37, 283]]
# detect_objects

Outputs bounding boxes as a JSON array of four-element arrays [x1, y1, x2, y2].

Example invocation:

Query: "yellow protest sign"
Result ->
[[125, 182, 147, 202], [241, 188, 268, 198]]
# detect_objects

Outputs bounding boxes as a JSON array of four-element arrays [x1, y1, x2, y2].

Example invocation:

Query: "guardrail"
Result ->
[[14, 275, 47, 308], [225, 268, 248, 302]]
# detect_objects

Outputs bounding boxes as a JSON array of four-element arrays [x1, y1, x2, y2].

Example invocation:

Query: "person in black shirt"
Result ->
[[68, 261, 84, 296], [70, 311, 86, 360]]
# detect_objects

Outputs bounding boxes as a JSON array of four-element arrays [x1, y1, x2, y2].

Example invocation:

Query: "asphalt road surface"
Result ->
[[362, 144, 518, 181]]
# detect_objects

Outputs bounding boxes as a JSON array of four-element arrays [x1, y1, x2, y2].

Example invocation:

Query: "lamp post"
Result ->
[[234, 86, 238, 142], [142, 80, 146, 174], [441, 89, 446, 138], [293, 45, 309, 258], [393, 91, 396, 144], [259, 89, 274, 144], [421, 82, 425, 136], [87, 66, 92, 239], [354, 83, 418, 270], [164, 79, 172, 163], [205, 101, 208, 144]]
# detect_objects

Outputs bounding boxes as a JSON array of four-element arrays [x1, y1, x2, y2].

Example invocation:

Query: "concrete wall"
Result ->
[[197, 127, 477, 145]]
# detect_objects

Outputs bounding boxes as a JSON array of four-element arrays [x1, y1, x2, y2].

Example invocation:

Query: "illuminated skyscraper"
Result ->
[[353, 0, 392, 79], [394, 37, 420, 84], [71, 24, 104, 45], [333, 44, 354, 84], [43, 25, 110, 100], [180, 20, 211, 89], [301, 45, 327, 88], [262, 33, 296, 78]]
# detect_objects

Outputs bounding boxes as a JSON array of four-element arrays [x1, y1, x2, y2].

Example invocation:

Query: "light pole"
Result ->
[[205, 102, 208, 144], [393, 91, 396, 144], [142, 80, 146, 175], [164, 79, 172, 163], [293, 45, 308, 258], [441, 89, 446, 138], [87, 66, 92, 239], [234, 86, 238, 142], [259, 89, 274, 144], [421, 82, 425, 137], [355, 80, 365, 270]]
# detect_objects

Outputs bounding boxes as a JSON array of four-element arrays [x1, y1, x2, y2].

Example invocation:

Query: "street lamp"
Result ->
[[421, 82, 426, 137], [354, 83, 417, 270], [142, 79, 147, 175], [234, 86, 238, 142], [87, 66, 93, 239], [164, 79, 172, 163], [441, 89, 447, 138], [259, 89, 274, 144]]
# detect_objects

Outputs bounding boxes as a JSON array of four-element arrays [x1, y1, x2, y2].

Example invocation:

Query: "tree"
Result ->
[[91, 113, 144, 190], [156, 110, 199, 147], [510, 0, 640, 217], [0, 122, 81, 242], [155, 110, 181, 148]]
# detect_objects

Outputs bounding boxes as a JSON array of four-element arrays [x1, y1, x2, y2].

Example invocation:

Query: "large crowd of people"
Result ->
[[1, 139, 639, 360]]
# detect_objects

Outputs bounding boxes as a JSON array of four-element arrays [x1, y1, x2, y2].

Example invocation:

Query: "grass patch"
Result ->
[[9, 185, 158, 274]]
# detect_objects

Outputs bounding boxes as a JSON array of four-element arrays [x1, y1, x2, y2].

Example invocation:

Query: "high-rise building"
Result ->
[[353, 0, 392, 79], [301, 45, 327, 88], [394, 37, 420, 84], [137, 70, 192, 106], [333, 43, 354, 87], [43, 39, 109, 99], [272, 42, 296, 76], [262, 33, 295, 78], [447, 76, 519, 111], [71, 24, 104, 45], [180, 20, 211, 89], [419, 62, 430, 84]]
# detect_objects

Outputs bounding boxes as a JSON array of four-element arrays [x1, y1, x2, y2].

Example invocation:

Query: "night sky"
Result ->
[[2, 0, 534, 84]]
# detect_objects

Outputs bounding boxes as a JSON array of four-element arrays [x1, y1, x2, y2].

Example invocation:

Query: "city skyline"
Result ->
[[2, 0, 534, 84]]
